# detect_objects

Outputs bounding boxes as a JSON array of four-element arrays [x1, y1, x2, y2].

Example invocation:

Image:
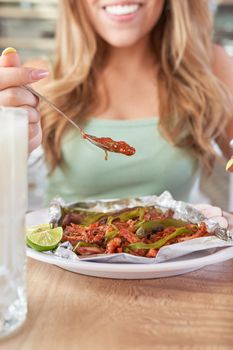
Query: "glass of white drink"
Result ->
[[0, 107, 28, 337]]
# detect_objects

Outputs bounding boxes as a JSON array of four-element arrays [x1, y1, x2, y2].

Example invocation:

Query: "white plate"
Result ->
[[26, 208, 233, 279]]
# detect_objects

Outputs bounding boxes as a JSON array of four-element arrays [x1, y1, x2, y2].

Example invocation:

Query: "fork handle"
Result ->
[[23, 85, 84, 134]]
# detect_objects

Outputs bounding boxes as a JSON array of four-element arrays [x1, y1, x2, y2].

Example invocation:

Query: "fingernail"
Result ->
[[30, 69, 49, 80], [226, 158, 233, 172], [1, 47, 17, 56]]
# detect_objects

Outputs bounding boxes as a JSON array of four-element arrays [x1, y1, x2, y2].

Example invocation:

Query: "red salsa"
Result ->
[[84, 134, 136, 160], [90, 136, 135, 155]]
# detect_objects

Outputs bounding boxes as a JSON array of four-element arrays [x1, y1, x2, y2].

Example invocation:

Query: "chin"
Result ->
[[104, 34, 143, 48]]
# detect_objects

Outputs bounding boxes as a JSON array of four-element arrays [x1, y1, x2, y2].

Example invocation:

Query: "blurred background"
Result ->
[[0, 0, 57, 61], [0, 0, 233, 60], [0, 0, 232, 210]]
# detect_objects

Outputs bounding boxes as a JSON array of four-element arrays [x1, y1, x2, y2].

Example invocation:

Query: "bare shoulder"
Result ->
[[212, 44, 233, 91], [23, 57, 51, 91]]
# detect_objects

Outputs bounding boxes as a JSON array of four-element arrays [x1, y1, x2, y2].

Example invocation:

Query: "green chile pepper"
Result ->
[[63, 207, 146, 226], [112, 207, 145, 222], [135, 218, 188, 232], [81, 213, 107, 225], [61, 207, 107, 226], [73, 241, 105, 254], [127, 227, 193, 250], [105, 224, 119, 242], [73, 241, 98, 250]]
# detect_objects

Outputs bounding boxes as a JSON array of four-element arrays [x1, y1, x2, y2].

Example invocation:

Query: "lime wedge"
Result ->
[[26, 223, 51, 234], [26, 225, 63, 252]]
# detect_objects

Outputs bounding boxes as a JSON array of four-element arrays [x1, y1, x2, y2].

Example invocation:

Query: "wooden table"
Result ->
[[1, 258, 233, 350]]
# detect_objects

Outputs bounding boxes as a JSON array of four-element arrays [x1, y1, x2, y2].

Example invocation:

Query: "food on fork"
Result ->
[[85, 135, 136, 160]]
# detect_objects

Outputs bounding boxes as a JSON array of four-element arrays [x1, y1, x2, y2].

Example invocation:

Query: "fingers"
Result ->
[[28, 124, 42, 153], [25, 107, 42, 153], [0, 47, 49, 89], [0, 49, 21, 67], [21, 105, 40, 123], [29, 122, 41, 140], [0, 66, 49, 90], [0, 87, 39, 107], [0, 48, 47, 153], [21, 106, 42, 152]]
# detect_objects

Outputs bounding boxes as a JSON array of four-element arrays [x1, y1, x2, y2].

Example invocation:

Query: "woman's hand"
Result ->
[[0, 47, 49, 152]]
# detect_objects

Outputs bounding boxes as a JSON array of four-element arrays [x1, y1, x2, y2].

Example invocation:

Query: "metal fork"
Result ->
[[24, 85, 111, 153], [214, 227, 233, 241]]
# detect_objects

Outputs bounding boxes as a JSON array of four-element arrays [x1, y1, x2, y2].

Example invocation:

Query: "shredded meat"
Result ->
[[60, 206, 211, 258]]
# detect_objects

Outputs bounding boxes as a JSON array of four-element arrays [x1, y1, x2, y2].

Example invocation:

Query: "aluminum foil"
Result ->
[[49, 191, 233, 264]]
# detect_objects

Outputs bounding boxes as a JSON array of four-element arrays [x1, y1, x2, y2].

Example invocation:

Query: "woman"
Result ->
[[0, 0, 233, 205]]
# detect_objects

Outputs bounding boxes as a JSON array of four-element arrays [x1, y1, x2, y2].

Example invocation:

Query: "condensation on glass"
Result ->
[[0, 107, 28, 337]]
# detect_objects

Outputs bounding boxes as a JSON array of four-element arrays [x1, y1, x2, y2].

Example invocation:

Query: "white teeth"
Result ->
[[105, 4, 140, 16]]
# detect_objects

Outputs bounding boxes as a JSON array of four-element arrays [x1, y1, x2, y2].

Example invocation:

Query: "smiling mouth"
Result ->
[[103, 3, 142, 16]]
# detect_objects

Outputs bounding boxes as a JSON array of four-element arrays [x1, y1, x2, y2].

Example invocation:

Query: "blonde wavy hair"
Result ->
[[41, 0, 231, 173]]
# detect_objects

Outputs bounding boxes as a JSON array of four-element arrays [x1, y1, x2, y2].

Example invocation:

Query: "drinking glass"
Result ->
[[0, 107, 28, 337]]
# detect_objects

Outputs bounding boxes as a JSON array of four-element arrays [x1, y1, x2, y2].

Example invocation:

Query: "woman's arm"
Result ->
[[212, 44, 233, 159]]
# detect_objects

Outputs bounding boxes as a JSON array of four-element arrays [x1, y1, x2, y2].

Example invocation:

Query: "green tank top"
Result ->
[[43, 117, 198, 205]]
